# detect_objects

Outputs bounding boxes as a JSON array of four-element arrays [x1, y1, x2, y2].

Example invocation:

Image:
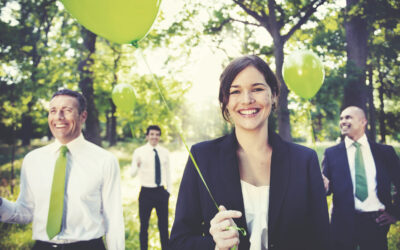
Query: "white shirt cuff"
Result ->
[[0, 198, 15, 222]]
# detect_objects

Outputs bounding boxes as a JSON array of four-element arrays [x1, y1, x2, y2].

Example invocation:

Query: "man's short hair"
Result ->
[[52, 89, 87, 114], [146, 125, 161, 135]]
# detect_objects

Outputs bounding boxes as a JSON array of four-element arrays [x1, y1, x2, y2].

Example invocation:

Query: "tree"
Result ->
[[342, 0, 369, 112], [205, 0, 329, 141], [372, 24, 400, 142], [105, 44, 121, 146], [0, 0, 59, 145], [77, 27, 102, 146]]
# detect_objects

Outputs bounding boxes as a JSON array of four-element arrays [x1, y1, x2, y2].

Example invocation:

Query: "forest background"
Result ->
[[0, 0, 399, 249]]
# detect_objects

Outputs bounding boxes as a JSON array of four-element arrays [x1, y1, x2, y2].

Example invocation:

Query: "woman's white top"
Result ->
[[241, 180, 270, 250]]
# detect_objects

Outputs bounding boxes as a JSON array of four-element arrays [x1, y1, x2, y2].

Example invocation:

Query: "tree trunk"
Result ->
[[10, 123, 16, 195], [274, 38, 292, 141], [21, 112, 33, 146], [367, 65, 376, 142], [78, 27, 102, 146], [107, 100, 117, 146], [343, 0, 369, 112], [378, 69, 386, 143]]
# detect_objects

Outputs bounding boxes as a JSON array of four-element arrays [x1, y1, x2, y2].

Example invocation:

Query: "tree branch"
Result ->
[[230, 18, 262, 27], [282, 0, 328, 42], [232, 0, 268, 28], [208, 18, 232, 33]]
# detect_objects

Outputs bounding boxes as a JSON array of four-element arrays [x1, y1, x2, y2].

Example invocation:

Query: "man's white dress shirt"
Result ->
[[345, 134, 385, 212], [0, 134, 125, 250], [131, 143, 171, 192]]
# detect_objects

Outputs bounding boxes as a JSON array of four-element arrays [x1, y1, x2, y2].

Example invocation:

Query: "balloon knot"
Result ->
[[131, 40, 139, 48]]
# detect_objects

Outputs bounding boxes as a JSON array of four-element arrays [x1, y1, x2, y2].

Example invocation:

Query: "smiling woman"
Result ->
[[224, 66, 277, 134], [169, 55, 330, 250]]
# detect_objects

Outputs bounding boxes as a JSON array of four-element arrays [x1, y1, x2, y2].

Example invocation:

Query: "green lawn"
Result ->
[[0, 141, 399, 249]]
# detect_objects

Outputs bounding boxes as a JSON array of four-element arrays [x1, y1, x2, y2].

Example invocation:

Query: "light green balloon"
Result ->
[[283, 50, 325, 99], [61, 0, 161, 45], [112, 83, 136, 113]]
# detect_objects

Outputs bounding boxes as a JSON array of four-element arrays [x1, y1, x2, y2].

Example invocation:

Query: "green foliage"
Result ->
[[0, 223, 34, 250], [181, 99, 232, 143], [0, 0, 83, 145], [368, 11, 400, 142], [290, 66, 345, 142], [1, 0, 195, 146], [109, 74, 191, 143], [388, 223, 400, 250]]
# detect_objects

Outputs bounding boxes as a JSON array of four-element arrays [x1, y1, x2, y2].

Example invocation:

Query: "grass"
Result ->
[[0, 140, 399, 249]]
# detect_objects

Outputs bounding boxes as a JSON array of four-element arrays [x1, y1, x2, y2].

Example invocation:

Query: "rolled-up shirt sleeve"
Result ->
[[102, 156, 125, 250], [0, 157, 34, 224]]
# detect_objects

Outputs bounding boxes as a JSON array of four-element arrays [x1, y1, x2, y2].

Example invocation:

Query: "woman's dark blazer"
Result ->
[[169, 131, 330, 250]]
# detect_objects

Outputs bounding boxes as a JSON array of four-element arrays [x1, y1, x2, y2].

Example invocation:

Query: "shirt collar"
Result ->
[[146, 142, 159, 150], [344, 133, 368, 149], [52, 133, 85, 154]]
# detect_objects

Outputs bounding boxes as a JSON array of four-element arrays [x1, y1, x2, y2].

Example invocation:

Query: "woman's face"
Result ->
[[227, 66, 275, 132]]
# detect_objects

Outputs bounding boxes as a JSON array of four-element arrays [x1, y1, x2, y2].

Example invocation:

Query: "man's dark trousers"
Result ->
[[139, 186, 169, 250], [333, 211, 390, 250]]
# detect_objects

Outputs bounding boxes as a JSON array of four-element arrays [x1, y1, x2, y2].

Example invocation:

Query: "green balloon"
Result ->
[[61, 0, 161, 45], [283, 50, 325, 99], [112, 83, 136, 113]]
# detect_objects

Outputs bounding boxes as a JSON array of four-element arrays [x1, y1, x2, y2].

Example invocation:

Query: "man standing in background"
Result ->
[[132, 125, 171, 250], [323, 106, 400, 250]]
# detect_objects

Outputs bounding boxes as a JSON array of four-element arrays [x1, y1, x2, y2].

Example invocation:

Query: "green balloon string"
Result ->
[[137, 50, 246, 248], [129, 123, 135, 139]]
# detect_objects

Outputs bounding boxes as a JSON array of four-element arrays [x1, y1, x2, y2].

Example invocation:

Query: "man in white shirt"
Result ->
[[0, 89, 125, 250], [132, 125, 171, 250], [322, 106, 400, 250]]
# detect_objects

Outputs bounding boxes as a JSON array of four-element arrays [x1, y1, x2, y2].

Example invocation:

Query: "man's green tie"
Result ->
[[354, 141, 368, 201], [46, 145, 68, 239]]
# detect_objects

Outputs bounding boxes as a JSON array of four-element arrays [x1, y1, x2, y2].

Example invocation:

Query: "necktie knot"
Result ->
[[353, 141, 361, 148], [60, 145, 68, 156], [153, 148, 158, 154]]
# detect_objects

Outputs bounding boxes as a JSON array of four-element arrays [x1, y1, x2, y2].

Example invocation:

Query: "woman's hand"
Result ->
[[209, 205, 242, 250]]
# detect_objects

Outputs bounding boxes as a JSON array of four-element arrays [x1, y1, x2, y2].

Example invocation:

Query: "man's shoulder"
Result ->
[[133, 144, 148, 153], [24, 143, 55, 159], [370, 141, 398, 158], [158, 144, 170, 152], [324, 142, 345, 155], [81, 139, 117, 160], [371, 141, 394, 150]]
